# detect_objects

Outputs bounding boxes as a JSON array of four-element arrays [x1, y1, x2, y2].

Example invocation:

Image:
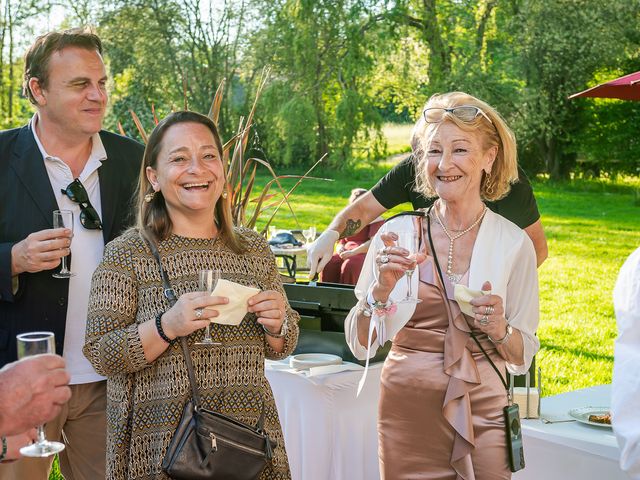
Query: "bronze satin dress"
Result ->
[[378, 257, 510, 480]]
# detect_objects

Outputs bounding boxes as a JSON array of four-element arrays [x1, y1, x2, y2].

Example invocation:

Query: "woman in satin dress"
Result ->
[[345, 92, 540, 480]]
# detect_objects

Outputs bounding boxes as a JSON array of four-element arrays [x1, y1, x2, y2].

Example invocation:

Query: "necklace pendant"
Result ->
[[447, 272, 463, 284]]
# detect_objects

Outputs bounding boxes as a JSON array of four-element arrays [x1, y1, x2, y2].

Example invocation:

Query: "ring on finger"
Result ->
[[479, 314, 489, 325], [379, 254, 390, 265], [485, 305, 494, 315], [195, 308, 203, 319]]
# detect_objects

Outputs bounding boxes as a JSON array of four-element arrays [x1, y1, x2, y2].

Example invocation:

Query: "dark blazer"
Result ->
[[0, 124, 143, 365]]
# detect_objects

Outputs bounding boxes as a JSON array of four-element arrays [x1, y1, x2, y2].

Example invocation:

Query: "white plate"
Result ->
[[290, 353, 342, 370], [568, 406, 612, 428]]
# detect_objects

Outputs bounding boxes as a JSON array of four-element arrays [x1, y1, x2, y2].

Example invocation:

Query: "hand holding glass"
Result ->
[[16, 332, 66, 457], [396, 231, 421, 304], [52, 210, 74, 278], [195, 270, 221, 346]]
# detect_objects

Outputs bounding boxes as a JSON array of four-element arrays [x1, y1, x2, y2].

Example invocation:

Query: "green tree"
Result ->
[[247, 0, 385, 168], [506, 0, 637, 179]]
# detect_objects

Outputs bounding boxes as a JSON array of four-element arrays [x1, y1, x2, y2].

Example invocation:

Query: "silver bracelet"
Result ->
[[489, 324, 513, 345], [357, 300, 372, 317]]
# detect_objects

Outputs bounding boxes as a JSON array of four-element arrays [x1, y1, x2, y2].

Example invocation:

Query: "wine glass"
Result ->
[[16, 332, 66, 457], [396, 231, 421, 304], [302, 225, 316, 245], [52, 210, 74, 278], [195, 270, 221, 346]]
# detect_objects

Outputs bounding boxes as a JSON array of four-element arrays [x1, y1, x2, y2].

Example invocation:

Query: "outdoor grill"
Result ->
[[283, 281, 390, 364]]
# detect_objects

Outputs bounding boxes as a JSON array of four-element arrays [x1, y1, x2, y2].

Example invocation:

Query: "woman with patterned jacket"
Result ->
[[84, 111, 298, 479]]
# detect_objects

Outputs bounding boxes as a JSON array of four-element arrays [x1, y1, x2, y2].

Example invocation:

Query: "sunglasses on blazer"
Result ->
[[60, 178, 103, 230]]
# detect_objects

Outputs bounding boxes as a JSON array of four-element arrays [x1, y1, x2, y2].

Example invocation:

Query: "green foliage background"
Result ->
[[1, 0, 639, 177]]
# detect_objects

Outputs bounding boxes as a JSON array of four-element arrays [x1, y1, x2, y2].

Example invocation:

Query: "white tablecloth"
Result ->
[[514, 384, 628, 480], [265, 359, 382, 480]]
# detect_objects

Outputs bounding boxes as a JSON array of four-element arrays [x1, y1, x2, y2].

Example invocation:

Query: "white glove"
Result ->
[[307, 229, 340, 278]]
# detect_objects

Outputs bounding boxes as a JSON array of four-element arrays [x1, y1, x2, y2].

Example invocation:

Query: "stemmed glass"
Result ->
[[52, 210, 74, 278], [195, 270, 221, 346], [302, 226, 316, 245], [16, 332, 66, 457], [396, 231, 421, 304]]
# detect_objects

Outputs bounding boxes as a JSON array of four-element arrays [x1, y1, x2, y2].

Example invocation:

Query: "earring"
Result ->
[[221, 189, 228, 199], [485, 171, 495, 195], [144, 192, 155, 203]]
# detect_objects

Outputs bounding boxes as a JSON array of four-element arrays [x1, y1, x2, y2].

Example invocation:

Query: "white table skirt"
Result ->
[[265, 359, 382, 480], [514, 384, 627, 480]]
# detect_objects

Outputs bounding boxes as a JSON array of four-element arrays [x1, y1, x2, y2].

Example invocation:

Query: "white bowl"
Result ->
[[290, 353, 343, 370]]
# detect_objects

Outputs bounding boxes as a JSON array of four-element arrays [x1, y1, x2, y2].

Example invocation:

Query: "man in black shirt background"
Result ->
[[308, 154, 547, 277]]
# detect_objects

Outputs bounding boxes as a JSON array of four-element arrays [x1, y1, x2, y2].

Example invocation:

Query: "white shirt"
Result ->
[[31, 114, 107, 385], [612, 246, 640, 479], [344, 210, 540, 392]]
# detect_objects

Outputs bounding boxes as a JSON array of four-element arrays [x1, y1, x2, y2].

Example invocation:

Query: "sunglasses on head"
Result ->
[[423, 105, 494, 125], [60, 178, 103, 230]]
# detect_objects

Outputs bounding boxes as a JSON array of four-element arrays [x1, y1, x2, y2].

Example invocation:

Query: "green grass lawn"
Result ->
[[381, 123, 413, 155], [257, 164, 640, 397]]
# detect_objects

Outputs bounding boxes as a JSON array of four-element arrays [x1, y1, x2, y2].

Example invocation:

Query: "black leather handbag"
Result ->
[[147, 238, 276, 480], [161, 337, 276, 480]]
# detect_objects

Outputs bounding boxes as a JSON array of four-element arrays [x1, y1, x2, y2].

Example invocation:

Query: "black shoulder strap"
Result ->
[[384, 209, 427, 223], [425, 206, 509, 395], [146, 236, 202, 409]]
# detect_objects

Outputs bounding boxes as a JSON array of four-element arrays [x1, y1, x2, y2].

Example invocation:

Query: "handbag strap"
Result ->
[[146, 237, 203, 409], [425, 206, 510, 396], [146, 236, 268, 428]]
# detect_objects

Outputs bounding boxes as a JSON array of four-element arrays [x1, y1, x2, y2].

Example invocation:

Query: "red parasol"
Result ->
[[569, 71, 640, 101]]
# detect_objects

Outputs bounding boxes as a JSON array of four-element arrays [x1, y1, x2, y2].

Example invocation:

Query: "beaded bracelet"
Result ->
[[155, 312, 172, 343], [371, 298, 397, 317]]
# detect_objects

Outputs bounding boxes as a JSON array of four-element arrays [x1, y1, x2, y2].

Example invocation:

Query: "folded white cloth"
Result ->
[[454, 284, 490, 317], [206, 279, 260, 326]]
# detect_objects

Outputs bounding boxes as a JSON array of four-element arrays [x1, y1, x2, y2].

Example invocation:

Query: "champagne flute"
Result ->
[[396, 231, 421, 304], [302, 226, 316, 245], [195, 270, 221, 346], [52, 210, 74, 278], [16, 332, 66, 457]]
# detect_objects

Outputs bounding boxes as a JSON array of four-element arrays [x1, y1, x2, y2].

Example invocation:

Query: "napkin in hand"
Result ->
[[454, 284, 490, 317], [205, 279, 260, 326]]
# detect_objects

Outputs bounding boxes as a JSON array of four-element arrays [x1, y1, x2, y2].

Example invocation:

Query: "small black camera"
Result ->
[[504, 404, 525, 472]]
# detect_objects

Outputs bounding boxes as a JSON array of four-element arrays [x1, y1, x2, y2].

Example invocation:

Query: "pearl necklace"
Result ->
[[433, 204, 487, 284]]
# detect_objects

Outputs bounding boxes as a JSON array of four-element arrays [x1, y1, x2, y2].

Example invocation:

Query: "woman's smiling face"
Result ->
[[425, 121, 497, 204], [146, 121, 224, 223]]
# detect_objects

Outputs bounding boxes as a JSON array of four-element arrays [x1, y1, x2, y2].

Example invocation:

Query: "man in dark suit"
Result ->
[[0, 28, 143, 479]]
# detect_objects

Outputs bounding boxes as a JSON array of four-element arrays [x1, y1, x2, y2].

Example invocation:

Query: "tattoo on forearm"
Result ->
[[341, 219, 362, 239]]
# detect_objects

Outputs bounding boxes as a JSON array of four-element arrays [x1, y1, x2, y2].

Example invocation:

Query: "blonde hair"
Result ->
[[412, 92, 518, 202], [135, 111, 245, 253]]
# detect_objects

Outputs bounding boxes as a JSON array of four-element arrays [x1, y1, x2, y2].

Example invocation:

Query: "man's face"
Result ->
[[33, 46, 108, 138]]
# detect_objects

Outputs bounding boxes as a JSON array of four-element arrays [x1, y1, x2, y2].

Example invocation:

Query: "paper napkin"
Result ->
[[205, 279, 260, 326], [454, 284, 490, 317]]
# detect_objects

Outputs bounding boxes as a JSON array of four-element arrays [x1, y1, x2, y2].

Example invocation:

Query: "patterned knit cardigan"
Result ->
[[84, 227, 299, 480]]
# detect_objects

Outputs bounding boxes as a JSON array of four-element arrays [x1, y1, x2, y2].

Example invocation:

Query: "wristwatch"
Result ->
[[489, 323, 513, 345], [262, 316, 289, 338]]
